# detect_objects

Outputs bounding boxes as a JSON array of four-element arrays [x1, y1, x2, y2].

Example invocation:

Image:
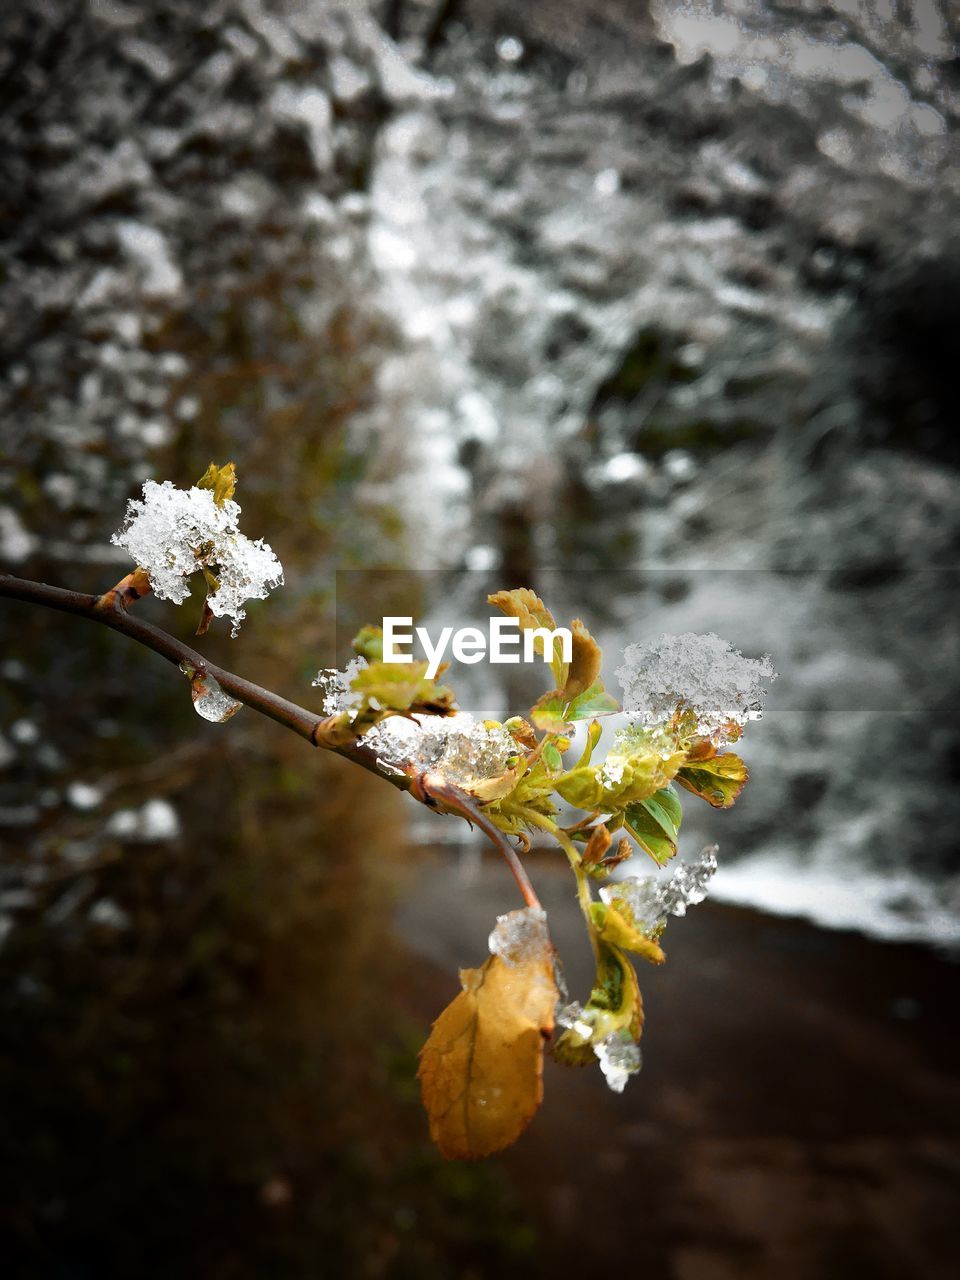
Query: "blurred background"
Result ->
[[1, 1, 958, 1276]]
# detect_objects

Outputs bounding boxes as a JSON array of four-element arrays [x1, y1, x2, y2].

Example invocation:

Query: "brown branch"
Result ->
[[413, 772, 541, 910], [0, 572, 539, 905]]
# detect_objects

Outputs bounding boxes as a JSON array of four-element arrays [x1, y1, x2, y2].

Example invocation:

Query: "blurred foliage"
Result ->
[[0, 3, 534, 1264]]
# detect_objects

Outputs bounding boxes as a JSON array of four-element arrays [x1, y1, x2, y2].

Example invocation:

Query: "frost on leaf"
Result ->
[[488, 905, 550, 965], [363, 713, 521, 794], [600, 844, 719, 936], [616, 632, 776, 743], [594, 1032, 642, 1093], [111, 479, 283, 636], [557, 724, 684, 811], [554, 942, 644, 1093], [418, 916, 557, 1160], [311, 656, 369, 715], [180, 662, 242, 723]]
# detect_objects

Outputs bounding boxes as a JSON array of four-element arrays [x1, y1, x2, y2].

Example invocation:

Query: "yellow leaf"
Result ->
[[592, 903, 666, 965], [487, 587, 556, 634], [196, 461, 237, 508], [563, 619, 602, 700], [487, 588, 569, 688], [418, 946, 558, 1160], [552, 942, 643, 1065]]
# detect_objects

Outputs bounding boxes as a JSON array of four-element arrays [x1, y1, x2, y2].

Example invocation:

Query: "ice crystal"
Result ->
[[488, 905, 549, 965], [111, 480, 283, 635], [616, 632, 776, 742], [419, 716, 518, 787], [556, 1001, 593, 1042], [362, 712, 518, 786], [601, 845, 719, 934], [556, 1005, 643, 1092], [311, 656, 369, 715], [594, 1032, 642, 1093]]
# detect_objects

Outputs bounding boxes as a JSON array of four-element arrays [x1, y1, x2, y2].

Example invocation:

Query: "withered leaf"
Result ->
[[418, 948, 558, 1160], [562, 619, 602, 700], [581, 823, 612, 869], [488, 588, 569, 688]]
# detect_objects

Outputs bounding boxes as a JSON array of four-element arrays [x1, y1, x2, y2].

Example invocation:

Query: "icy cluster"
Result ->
[[362, 713, 519, 786], [488, 905, 550, 965], [601, 845, 719, 934], [556, 1004, 643, 1093], [418, 716, 519, 786], [616, 632, 776, 742], [594, 1033, 643, 1093], [111, 480, 283, 636], [598, 722, 683, 789], [311, 656, 369, 716]]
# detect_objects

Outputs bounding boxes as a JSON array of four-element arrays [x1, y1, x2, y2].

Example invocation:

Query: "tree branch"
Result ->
[[413, 772, 542, 910], [0, 572, 540, 906]]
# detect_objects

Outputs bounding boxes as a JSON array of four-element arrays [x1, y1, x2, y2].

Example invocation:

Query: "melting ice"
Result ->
[[181, 666, 243, 724], [362, 712, 518, 787], [602, 845, 720, 934]]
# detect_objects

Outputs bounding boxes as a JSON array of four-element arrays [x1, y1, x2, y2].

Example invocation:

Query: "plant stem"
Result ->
[[514, 806, 600, 961], [0, 572, 535, 903], [417, 774, 541, 911]]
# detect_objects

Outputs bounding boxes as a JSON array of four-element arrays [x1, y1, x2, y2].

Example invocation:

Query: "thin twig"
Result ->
[[414, 772, 541, 910], [0, 572, 539, 905]]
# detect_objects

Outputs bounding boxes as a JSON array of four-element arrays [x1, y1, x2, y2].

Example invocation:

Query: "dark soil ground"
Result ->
[[394, 850, 960, 1280]]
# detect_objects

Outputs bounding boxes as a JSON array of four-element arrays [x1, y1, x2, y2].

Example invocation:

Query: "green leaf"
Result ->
[[567, 682, 620, 721], [554, 765, 603, 810], [196, 461, 237, 508], [352, 625, 384, 662], [589, 902, 665, 965], [529, 690, 571, 734], [556, 738, 685, 812], [675, 752, 748, 809], [542, 741, 564, 772], [350, 659, 454, 715], [623, 785, 683, 866], [552, 942, 642, 1065], [572, 720, 602, 771]]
